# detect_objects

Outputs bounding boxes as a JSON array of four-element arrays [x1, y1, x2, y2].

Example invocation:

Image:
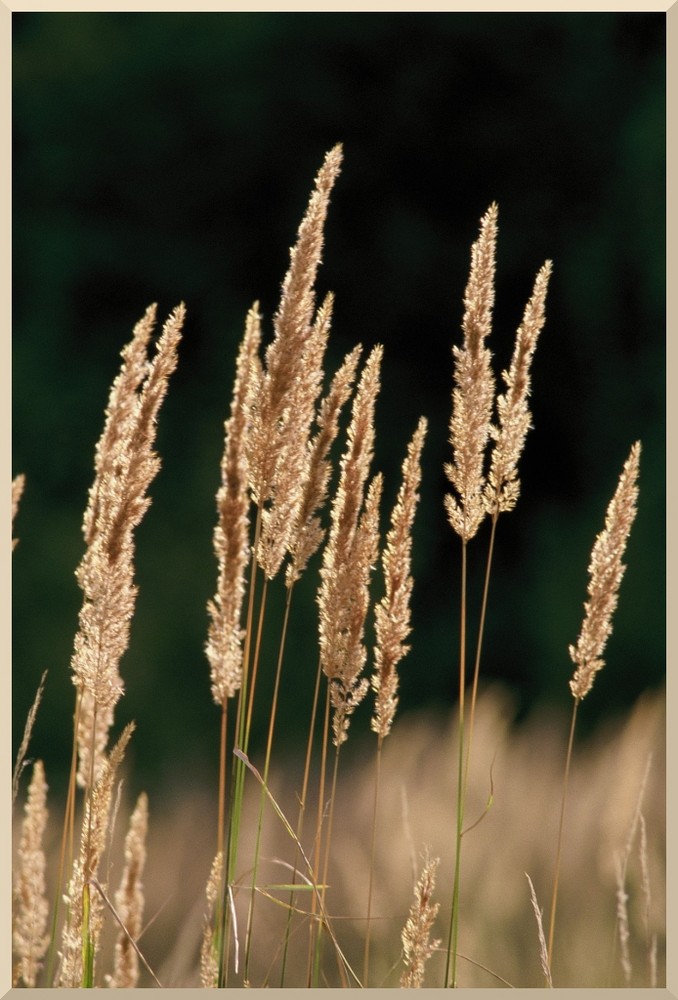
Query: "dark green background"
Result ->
[[12, 13, 665, 794]]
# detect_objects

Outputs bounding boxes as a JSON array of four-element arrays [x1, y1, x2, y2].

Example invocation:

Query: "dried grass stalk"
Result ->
[[569, 441, 641, 701], [400, 852, 441, 988], [445, 204, 497, 541], [318, 346, 383, 746], [485, 260, 552, 514], [206, 305, 262, 703], [110, 792, 148, 988], [72, 304, 184, 788], [13, 760, 49, 988], [12, 474, 25, 550], [372, 417, 427, 739]]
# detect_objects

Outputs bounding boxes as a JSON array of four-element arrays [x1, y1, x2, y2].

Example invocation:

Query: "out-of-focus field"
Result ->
[[16, 684, 664, 988]]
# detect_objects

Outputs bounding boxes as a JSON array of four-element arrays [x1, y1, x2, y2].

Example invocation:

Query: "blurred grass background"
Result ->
[[12, 13, 665, 796]]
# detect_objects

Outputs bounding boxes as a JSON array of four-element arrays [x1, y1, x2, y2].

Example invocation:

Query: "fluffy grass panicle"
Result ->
[[12, 760, 49, 988], [72, 304, 184, 789], [569, 441, 641, 701]]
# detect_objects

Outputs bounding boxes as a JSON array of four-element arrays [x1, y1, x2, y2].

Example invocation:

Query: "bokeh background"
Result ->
[[12, 12, 665, 797]]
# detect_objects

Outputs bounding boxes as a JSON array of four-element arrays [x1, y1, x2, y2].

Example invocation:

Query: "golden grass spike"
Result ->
[[445, 204, 497, 541], [110, 792, 148, 988], [372, 417, 427, 740], [13, 760, 49, 987], [200, 852, 224, 988], [318, 345, 383, 743], [525, 873, 553, 987], [286, 342, 363, 587], [12, 474, 25, 550], [485, 260, 553, 514], [569, 441, 641, 701], [207, 304, 262, 704], [400, 852, 441, 988], [12, 670, 47, 807], [72, 304, 184, 789], [256, 292, 333, 580], [60, 724, 134, 987], [250, 145, 343, 509]]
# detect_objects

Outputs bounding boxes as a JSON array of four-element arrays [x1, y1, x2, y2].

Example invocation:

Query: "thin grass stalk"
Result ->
[[547, 697, 579, 966], [47, 691, 82, 985], [445, 539, 468, 989], [307, 683, 332, 986], [280, 655, 323, 986], [362, 733, 383, 986], [218, 507, 262, 987], [462, 511, 499, 802], [244, 581, 295, 980], [313, 744, 342, 988]]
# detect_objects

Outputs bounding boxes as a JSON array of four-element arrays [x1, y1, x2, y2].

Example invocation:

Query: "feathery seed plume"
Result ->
[[200, 852, 224, 988], [249, 145, 343, 511], [13, 760, 49, 988], [110, 792, 148, 988], [485, 260, 552, 514], [12, 474, 25, 550], [256, 292, 333, 579], [13, 671, 47, 807], [286, 343, 363, 586], [372, 417, 427, 739], [71, 305, 183, 788], [206, 305, 261, 704], [318, 345, 383, 746], [400, 852, 441, 988], [525, 873, 553, 988], [569, 441, 641, 700], [445, 204, 497, 541]]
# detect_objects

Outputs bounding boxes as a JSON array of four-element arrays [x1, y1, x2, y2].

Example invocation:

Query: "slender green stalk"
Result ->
[[547, 698, 579, 968]]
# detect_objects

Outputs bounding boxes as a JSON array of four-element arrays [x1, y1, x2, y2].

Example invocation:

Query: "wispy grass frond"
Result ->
[[485, 260, 552, 515], [12, 671, 47, 807], [60, 724, 134, 987], [319, 346, 383, 747], [12, 474, 25, 550], [445, 203, 497, 541], [372, 417, 427, 740], [525, 873, 553, 988], [400, 852, 441, 988], [249, 144, 343, 511], [569, 441, 641, 701], [286, 343, 363, 587], [110, 792, 148, 988], [206, 304, 262, 704], [13, 760, 49, 988], [72, 304, 184, 788]]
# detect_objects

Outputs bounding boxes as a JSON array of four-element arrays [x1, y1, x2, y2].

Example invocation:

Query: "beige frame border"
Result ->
[[3, 4, 671, 997]]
